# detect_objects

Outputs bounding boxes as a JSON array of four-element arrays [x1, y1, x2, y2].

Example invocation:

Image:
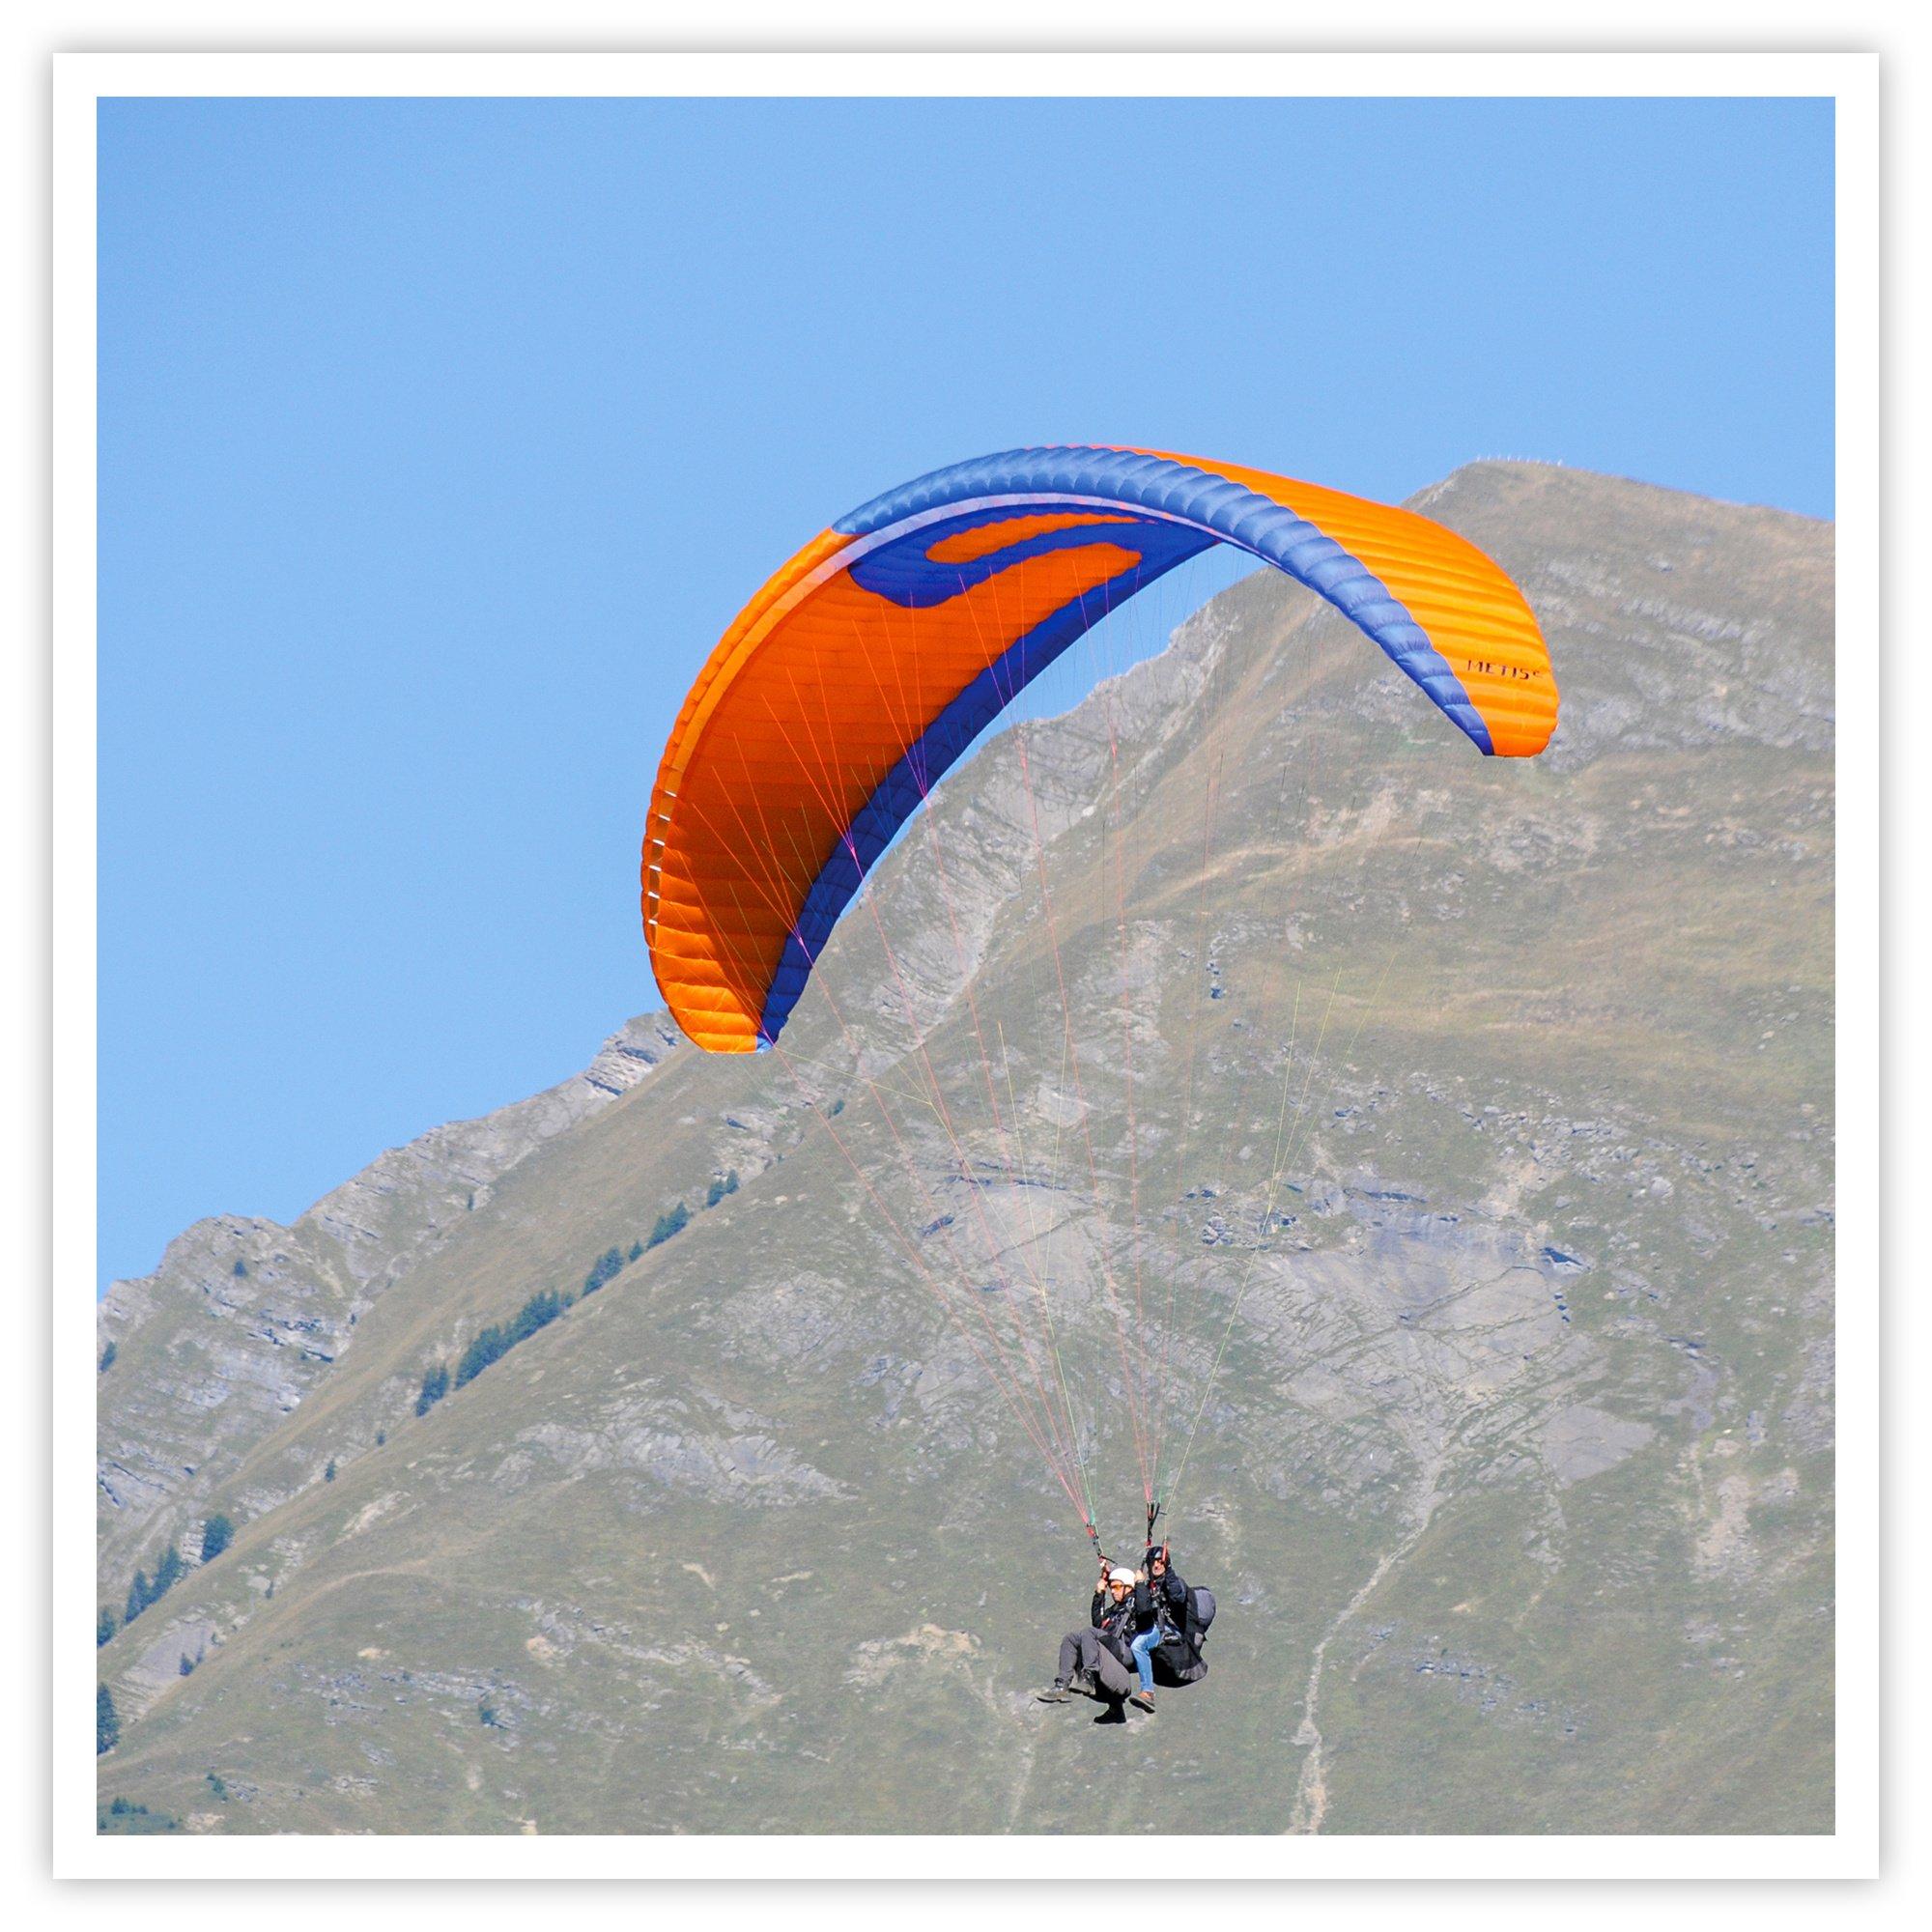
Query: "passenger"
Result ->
[[1036, 1563, 1139, 1707]]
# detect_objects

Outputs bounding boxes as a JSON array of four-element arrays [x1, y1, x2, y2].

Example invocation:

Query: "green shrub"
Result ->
[[124, 1543, 185, 1624], [647, 1202, 690, 1249], [415, 1362, 449, 1416], [98, 1796, 181, 1833], [455, 1323, 510, 1388], [508, 1289, 562, 1343], [452, 1286, 565, 1392], [583, 1246, 626, 1294]]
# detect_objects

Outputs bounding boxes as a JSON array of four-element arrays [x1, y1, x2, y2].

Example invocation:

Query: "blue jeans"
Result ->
[[1129, 1626, 1165, 1692]]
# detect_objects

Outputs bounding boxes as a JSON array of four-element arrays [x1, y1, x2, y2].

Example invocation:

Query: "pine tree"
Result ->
[[583, 1245, 627, 1293], [508, 1289, 562, 1343], [415, 1362, 449, 1416], [455, 1323, 509, 1388], [647, 1202, 690, 1248]]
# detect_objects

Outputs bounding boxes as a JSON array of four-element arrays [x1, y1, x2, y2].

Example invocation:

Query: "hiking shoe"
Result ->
[[1036, 1683, 1072, 1703], [1128, 1690, 1155, 1713]]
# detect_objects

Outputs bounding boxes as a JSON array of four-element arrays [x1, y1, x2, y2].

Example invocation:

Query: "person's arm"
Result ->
[[1090, 1589, 1107, 1630], [1152, 1570, 1188, 1640]]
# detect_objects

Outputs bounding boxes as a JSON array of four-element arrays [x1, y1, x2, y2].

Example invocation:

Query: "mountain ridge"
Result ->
[[96, 460, 1834, 1834]]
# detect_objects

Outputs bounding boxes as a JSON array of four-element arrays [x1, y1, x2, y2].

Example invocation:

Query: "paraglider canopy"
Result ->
[[642, 444, 1556, 1054]]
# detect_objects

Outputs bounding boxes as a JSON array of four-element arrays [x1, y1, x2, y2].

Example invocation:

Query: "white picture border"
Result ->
[[51, 46, 1881, 1884]]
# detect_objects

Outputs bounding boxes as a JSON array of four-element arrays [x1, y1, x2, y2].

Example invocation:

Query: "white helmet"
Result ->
[[1108, 1565, 1139, 1587]]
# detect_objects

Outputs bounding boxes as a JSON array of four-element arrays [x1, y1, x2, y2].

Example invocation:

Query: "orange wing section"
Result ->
[[1152, 451, 1556, 755], [644, 446, 1556, 1052], [645, 532, 1151, 1051]]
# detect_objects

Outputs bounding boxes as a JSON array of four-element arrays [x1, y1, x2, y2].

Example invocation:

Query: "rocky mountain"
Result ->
[[95, 463, 1833, 1834]]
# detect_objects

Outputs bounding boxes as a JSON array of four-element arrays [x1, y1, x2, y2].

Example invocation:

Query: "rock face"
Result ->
[[96, 1016, 679, 1583], [95, 464, 1833, 1836]]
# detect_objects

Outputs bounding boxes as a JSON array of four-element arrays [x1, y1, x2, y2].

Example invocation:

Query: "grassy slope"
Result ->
[[96, 463, 1833, 1834]]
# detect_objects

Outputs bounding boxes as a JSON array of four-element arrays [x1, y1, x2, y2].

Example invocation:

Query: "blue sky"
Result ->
[[96, 94, 1833, 1292]]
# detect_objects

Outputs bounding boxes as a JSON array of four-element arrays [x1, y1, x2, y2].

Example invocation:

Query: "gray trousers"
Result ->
[[1058, 1626, 1134, 1698]]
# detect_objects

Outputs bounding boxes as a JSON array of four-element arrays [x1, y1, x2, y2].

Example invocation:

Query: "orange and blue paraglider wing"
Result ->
[[642, 446, 1556, 1053]]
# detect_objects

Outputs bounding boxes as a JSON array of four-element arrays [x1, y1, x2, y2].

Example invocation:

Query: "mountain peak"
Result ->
[[96, 468, 1833, 1834]]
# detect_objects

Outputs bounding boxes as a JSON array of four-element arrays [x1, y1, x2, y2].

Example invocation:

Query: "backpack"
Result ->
[[1184, 1586, 1216, 1650]]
